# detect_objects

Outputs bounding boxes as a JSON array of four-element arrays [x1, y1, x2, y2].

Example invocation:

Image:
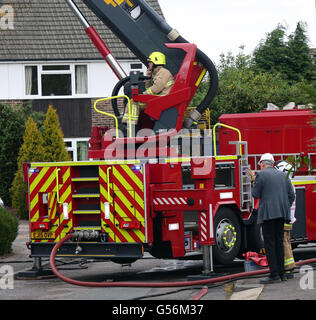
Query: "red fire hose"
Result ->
[[50, 233, 316, 288]]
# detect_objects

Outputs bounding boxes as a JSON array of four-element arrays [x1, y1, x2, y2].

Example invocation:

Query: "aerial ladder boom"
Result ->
[[66, 0, 218, 131]]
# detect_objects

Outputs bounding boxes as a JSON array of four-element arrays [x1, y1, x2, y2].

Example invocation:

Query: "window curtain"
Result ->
[[75, 65, 88, 94], [25, 66, 33, 95]]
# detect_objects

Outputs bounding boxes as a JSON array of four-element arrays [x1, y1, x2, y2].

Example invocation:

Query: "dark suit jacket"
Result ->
[[252, 167, 295, 224]]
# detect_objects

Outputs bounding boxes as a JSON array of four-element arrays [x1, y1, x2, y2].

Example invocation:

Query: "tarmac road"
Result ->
[[0, 220, 316, 301]]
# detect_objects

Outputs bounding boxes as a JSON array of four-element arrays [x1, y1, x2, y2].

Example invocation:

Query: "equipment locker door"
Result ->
[[29, 165, 73, 242], [99, 164, 146, 243]]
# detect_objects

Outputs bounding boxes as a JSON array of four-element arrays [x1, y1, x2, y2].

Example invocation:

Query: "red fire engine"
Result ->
[[24, 0, 316, 273], [218, 108, 316, 247]]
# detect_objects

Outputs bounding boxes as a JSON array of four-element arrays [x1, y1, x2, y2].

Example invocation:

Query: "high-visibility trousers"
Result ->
[[284, 223, 296, 271], [122, 100, 146, 125]]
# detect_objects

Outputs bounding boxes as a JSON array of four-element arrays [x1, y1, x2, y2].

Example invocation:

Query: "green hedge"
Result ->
[[0, 207, 18, 255]]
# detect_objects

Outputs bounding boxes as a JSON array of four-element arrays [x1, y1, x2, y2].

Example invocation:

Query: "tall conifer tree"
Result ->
[[42, 105, 71, 162], [10, 117, 45, 218]]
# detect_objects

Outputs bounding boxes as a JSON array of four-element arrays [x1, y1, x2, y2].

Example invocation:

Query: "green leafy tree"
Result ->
[[10, 106, 70, 219], [299, 80, 316, 148], [42, 105, 71, 162], [0, 102, 45, 206], [253, 22, 315, 82], [0, 207, 18, 255], [208, 48, 306, 123], [188, 21, 315, 124], [287, 22, 315, 82], [253, 24, 289, 77], [299, 81, 316, 105], [10, 117, 46, 219], [0, 104, 25, 206]]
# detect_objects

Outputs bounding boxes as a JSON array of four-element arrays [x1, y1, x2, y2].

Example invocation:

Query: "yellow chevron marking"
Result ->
[[134, 228, 145, 242], [99, 167, 107, 182], [134, 191, 144, 210], [48, 192, 56, 220], [100, 179, 113, 204], [30, 193, 39, 213], [102, 180, 144, 243], [100, 183, 115, 238], [63, 168, 71, 183], [60, 184, 71, 203], [29, 167, 49, 193], [113, 188, 134, 218], [40, 171, 56, 192], [113, 185, 145, 242], [113, 200, 140, 243], [113, 166, 132, 191], [99, 165, 145, 243], [122, 165, 144, 192]]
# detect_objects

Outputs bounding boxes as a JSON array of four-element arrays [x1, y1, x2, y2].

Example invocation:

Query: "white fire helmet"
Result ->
[[275, 160, 294, 179], [259, 153, 275, 164]]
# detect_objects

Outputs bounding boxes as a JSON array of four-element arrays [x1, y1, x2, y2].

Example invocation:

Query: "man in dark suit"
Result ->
[[247, 153, 295, 283]]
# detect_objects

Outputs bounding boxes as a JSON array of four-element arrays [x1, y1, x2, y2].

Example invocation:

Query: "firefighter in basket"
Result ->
[[121, 51, 175, 128]]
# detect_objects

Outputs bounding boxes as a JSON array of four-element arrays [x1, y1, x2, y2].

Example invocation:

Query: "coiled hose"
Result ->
[[49, 233, 316, 288]]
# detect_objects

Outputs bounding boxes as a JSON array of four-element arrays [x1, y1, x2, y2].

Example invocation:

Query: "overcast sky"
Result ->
[[158, 0, 316, 64]]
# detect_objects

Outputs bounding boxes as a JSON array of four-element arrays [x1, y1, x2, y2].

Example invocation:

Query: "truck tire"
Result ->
[[213, 207, 241, 265]]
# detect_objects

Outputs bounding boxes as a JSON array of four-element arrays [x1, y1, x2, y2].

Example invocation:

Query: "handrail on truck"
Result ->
[[94, 95, 133, 138], [212, 123, 242, 157]]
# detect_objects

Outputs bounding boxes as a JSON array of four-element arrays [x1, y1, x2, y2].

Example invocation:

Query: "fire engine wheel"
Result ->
[[213, 207, 241, 265]]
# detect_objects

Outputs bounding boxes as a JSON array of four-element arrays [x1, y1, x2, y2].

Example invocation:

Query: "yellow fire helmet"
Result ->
[[147, 51, 166, 66]]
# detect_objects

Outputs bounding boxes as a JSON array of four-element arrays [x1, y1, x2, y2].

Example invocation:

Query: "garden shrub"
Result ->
[[0, 207, 18, 255]]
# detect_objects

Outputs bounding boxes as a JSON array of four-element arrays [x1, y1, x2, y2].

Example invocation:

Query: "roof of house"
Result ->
[[0, 0, 163, 61]]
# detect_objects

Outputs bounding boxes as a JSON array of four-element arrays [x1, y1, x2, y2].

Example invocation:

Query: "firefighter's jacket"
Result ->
[[144, 66, 174, 96], [122, 66, 174, 124], [252, 167, 295, 225]]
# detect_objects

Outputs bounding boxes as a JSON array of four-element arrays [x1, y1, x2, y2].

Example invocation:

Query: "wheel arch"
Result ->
[[213, 202, 243, 224]]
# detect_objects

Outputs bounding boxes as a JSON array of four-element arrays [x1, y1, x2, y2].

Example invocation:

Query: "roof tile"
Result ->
[[0, 0, 163, 61]]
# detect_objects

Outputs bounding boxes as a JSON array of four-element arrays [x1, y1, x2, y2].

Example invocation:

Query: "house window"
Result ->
[[41, 65, 72, 96], [25, 64, 88, 97], [130, 63, 143, 70], [64, 138, 90, 161]]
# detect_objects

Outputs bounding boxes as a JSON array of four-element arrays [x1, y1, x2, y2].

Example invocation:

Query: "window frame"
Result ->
[[24, 63, 89, 99], [64, 138, 90, 162]]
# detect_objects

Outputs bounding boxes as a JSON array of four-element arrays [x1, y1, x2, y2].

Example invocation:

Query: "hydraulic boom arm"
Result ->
[[66, 0, 218, 128]]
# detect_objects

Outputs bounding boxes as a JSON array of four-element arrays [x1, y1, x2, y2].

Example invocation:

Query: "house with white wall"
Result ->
[[0, 0, 163, 160]]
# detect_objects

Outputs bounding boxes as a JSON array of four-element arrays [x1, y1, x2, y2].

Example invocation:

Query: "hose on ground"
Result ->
[[50, 233, 316, 288]]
